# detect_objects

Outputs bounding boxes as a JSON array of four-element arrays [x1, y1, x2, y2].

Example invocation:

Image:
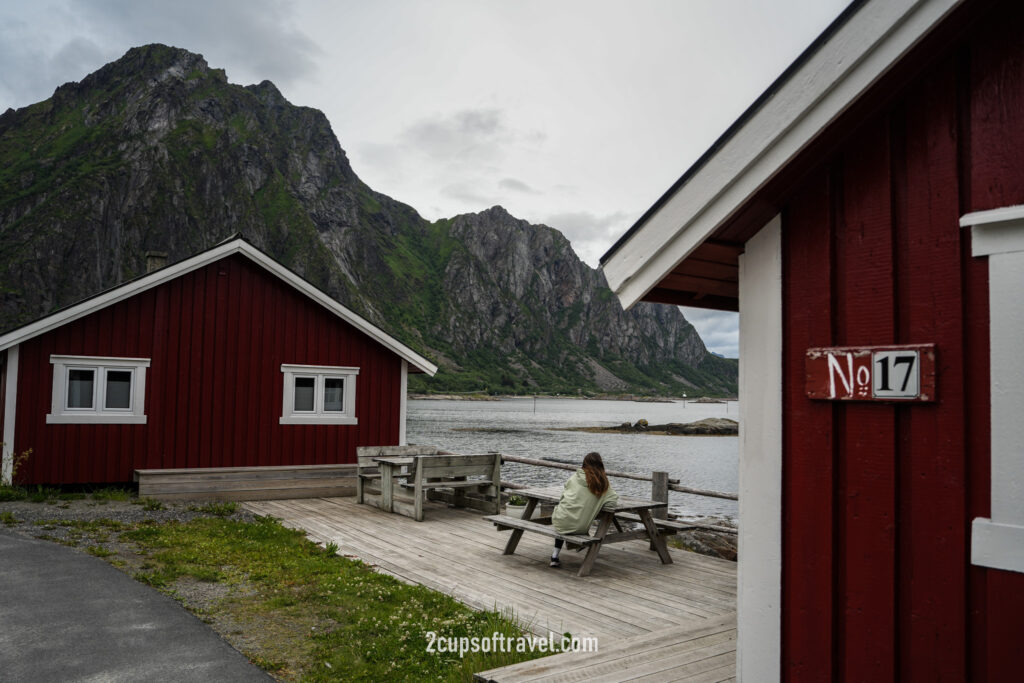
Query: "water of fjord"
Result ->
[[407, 397, 738, 522]]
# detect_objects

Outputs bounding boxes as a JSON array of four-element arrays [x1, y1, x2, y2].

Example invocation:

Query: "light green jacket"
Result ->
[[551, 469, 619, 535]]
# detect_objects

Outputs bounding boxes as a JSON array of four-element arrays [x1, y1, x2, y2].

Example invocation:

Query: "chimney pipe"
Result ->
[[145, 251, 168, 273]]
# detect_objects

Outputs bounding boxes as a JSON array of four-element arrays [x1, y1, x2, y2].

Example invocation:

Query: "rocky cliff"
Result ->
[[0, 44, 736, 395]]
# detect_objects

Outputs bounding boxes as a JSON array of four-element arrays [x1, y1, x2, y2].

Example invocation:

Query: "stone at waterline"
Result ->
[[582, 417, 739, 435]]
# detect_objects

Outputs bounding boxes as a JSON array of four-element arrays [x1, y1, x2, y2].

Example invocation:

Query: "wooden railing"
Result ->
[[498, 452, 738, 533]]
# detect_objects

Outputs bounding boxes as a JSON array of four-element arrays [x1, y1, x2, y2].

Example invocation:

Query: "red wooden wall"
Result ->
[[13, 253, 404, 484], [781, 2, 1024, 680]]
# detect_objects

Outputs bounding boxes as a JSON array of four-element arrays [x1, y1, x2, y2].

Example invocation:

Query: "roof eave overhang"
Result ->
[[0, 239, 438, 377], [600, 0, 964, 311]]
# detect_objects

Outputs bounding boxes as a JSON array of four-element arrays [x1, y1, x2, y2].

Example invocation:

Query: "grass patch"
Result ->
[[187, 501, 238, 517], [28, 486, 61, 503], [133, 497, 165, 511], [0, 485, 27, 502], [85, 545, 115, 558], [121, 516, 548, 680], [0, 511, 16, 525], [91, 487, 133, 502]]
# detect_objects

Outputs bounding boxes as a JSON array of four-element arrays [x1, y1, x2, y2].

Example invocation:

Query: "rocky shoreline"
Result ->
[[560, 417, 739, 436], [667, 517, 738, 561]]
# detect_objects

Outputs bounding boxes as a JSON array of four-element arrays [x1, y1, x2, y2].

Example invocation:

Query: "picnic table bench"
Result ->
[[485, 515, 601, 551], [484, 486, 674, 577], [356, 445, 439, 510], [356, 446, 501, 521], [397, 453, 502, 520]]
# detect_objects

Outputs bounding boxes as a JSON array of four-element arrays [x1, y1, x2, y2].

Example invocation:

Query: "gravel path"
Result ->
[[0, 497, 257, 545]]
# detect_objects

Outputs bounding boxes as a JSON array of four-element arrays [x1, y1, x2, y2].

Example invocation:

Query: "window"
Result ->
[[47, 355, 150, 424], [280, 364, 359, 425]]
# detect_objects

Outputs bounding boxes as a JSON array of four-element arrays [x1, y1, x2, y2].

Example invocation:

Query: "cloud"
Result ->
[[350, 106, 553, 219], [542, 210, 632, 267], [85, 0, 322, 87], [679, 307, 739, 358], [400, 108, 512, 163], [440, 182, 498, 207], [498, 177, 539, 194], [0, 0, 321, 110]]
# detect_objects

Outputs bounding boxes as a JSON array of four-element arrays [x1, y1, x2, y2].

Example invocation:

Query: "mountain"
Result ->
[[0, 44, 736, 396]]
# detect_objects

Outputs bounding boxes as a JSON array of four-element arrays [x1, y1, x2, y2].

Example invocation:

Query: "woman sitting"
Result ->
[[549, 452, 619, 568]]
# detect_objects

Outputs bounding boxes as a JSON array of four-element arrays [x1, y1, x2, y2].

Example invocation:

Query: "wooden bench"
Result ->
[[483, 514, 600, 551], [355, 445, 439, 510], [615, 512, 737, 535], [397, 452, 502, 521]]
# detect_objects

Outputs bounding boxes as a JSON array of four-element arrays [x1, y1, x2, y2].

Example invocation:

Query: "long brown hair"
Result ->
[[582, 452, 610, 496]]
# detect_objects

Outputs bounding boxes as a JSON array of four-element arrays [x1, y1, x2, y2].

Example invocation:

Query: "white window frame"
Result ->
[[47, 355, 150, 424], [961, 205, 1024, 574], [280, 364, 359, 425]]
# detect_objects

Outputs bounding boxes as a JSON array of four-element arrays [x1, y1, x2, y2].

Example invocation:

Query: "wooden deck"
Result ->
[[244, 496, 736, 681]]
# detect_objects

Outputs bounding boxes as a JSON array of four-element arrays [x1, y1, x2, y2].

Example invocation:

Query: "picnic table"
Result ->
[[371, 454, 415, 513], [484, 486, 673, 577], [363, 451, 502, 521]]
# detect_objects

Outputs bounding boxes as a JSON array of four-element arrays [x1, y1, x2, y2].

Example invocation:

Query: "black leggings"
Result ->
[[554, 539, 564, 549]]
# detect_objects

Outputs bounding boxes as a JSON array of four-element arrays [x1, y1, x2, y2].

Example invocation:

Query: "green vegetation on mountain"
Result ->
[[0, 44, 736, 396]]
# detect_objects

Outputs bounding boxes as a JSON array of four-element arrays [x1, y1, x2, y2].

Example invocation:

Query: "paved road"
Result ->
[[0, 531, 271, 682]]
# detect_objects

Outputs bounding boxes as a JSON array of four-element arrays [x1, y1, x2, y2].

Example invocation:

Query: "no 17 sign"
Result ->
[[805, 344, 937, 402]]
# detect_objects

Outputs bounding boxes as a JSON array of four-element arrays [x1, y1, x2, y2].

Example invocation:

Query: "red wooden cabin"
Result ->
[[0, 237, 437, 485], [603, 0, 1023, 679]]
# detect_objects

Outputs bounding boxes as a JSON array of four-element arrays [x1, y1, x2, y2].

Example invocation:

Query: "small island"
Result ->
[[559, 417, 739, 436]]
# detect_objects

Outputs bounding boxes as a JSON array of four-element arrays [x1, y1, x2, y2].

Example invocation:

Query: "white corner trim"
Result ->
[[2, 345, 19, 485], [965, 208, 1024, 573], [603, 0, 963, 308], [960, 204, 1024, 256], [399, 360, 409, 446], [0, 239, 438, 377], [971, 519, 1024, 573], [737, 216, 783, 681]]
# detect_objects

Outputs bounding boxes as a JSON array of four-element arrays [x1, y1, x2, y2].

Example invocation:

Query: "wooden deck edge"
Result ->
[[145, 487, 356, 502], [139, 477, 356, 494], [136, 464, 358, 501], [135, 464, 358, 478], [473, 613, 738, 682]]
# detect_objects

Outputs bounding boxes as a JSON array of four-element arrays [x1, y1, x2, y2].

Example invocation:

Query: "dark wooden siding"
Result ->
[[14, 253, 403, 484], [781, 3, 1024, 680]]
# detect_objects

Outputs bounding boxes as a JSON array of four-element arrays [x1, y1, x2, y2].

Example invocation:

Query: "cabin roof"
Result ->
[[600, 0, 966, 311], [0, 235, 438, 376]]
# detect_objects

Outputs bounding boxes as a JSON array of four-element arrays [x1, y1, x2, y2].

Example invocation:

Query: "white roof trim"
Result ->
[[0, 239, 438, 376], [602, 0, 964, 309]]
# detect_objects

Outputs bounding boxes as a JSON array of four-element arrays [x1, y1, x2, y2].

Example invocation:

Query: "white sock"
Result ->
[[552, 546, 561, 559]]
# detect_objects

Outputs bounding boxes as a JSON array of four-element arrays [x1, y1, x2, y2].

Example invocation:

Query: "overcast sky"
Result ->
[[0, 0, 850, 357]]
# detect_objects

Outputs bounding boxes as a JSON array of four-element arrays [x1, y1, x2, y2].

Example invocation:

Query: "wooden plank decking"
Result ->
[[244, 496, 736, 681], [475, 613, 737, 683]]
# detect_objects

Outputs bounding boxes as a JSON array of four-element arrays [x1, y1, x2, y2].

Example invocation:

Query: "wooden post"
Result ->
[[652, 471, 669, 520]]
